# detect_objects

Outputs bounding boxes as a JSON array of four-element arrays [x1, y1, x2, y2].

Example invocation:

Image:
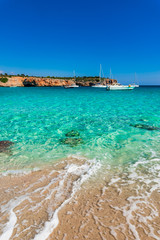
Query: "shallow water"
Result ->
[[0, 86, 160, 240], [0, 86, 160, 170]]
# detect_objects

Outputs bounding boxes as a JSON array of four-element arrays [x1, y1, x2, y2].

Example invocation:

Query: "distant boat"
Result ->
[[92, 84, 106, 88], [64, 84, 79, 88], [131, 73, 139, 87], [92, 64, 107, 88], [131, 84, 139, 88], [106, 84, 135, 90], [69, 84, 79, 88], [106, 72, 138, 90], [64, 71, 79, 88]]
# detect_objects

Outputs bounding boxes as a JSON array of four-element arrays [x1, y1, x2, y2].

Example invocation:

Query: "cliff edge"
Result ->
[[0, 76, 75, 87], [0, 76, 117, 87]]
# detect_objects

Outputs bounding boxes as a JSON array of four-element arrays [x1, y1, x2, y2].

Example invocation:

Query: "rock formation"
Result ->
[[0, 76, 75, 87], [0, 76, 118, 87], [60, 138, 83, 147], [65, 130, 80, 137], [0, 141, 14, 152], [130, 124, 160, 131]]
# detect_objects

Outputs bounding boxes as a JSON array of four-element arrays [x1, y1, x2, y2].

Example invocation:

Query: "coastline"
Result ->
[[0, 76, 75, 87], [0, 156, 101, 240], [0, 76, 117, 87], [1, 156, 160, 240]]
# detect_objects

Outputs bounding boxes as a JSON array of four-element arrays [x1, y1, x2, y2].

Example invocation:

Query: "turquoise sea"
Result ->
[[0, 86, 160, 171]]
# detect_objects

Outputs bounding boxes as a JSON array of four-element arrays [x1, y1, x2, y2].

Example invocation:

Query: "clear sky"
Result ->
[[0, 0, 160, 84]]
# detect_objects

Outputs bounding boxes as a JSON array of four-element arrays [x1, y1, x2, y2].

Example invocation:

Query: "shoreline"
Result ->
[[0, 76, 117, 87], [0, 156, 160, 240], [0, 156, 101, 240]]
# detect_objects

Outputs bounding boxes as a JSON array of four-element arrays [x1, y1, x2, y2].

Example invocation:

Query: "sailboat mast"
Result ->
[[99, 64, 101, 82], [135, 72, 139, 86], [73, 70, 76, 81], [134, 72, 136, 83], [110, 68, 112, 79]]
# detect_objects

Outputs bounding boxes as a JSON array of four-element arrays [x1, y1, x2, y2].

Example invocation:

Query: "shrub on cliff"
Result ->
[[0, 77, 8, 83]]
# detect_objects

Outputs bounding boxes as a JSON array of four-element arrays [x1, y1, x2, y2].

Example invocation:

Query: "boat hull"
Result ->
[[64, 85, 79, 88], [106, 86, 135, 90], [92, 85, 106, 88], [131, 85, 139, 88]]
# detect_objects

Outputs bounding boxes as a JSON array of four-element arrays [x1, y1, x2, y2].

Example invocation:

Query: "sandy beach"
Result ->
[[0, 156, 160, 240]]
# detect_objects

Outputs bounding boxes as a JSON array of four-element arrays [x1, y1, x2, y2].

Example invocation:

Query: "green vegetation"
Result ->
[[0, 77, 8, 83]]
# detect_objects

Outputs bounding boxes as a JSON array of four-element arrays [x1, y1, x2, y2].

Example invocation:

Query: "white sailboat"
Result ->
[[130, 73, 139, 88], [69, 84, 79, 88], [71, 70, 79, 87], [106, 71, 137, 90], [92, 64, 106, 88], [106, 84, 135, 90], [64, 70, 79, 88]]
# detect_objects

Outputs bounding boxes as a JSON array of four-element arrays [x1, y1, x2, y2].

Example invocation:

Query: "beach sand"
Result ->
[[0, 157, 160, 240]]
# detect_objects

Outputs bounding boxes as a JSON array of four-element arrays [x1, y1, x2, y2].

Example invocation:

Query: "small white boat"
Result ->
[[130, 73, 139, 88], [131, 84, 139, 88], [92, 64, 107, 88], [92, 84, 106, 88], [70, 84, 79, 88], [106, 84, 135, 90], [64, 84, 79, 88], [64, 71, 79, 88]]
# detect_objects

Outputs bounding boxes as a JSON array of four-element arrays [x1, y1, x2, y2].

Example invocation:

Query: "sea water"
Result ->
[[0, 86, 160, 171], [0, 86, 160, 240]]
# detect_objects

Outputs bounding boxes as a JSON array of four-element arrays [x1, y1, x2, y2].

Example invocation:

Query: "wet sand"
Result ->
[[0, 157, 160, 240]]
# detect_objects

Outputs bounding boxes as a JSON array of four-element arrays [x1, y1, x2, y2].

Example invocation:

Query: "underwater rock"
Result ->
[[65, 130, 80, 137], [60, 138, 83, 147], [130, 124, 160, 131], [0, 141, 14, 152]]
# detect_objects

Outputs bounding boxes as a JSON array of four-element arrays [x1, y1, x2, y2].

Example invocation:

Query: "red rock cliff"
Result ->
[[0, 77, 75, 87], [0, 76, 118, 87]]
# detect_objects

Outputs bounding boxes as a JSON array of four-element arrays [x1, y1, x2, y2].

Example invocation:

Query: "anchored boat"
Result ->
[[106, 84, 135, 90], [92, 64, 107, 88], [131, 73, 139, 88], [106, 72, 139, 90], [92, 84, 106, 88], [130, 83, 139, 88], [64, 71, 79, 88], [64, 84, 79, 88]]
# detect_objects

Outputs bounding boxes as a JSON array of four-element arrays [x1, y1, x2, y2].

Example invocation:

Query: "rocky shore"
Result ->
[[0, 76, 75, 87], [0, 76, 117, 87]]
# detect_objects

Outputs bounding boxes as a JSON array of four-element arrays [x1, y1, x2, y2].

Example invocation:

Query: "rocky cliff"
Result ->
[[0, 76, 75, 87], [0, 76, 24, 87], [0, 76, 117, 87], [76, 78, 118, 87], [22, 77, 75, 87]]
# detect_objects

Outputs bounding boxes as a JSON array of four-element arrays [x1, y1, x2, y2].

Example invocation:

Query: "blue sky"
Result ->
[[0, 0, 160, 84]]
